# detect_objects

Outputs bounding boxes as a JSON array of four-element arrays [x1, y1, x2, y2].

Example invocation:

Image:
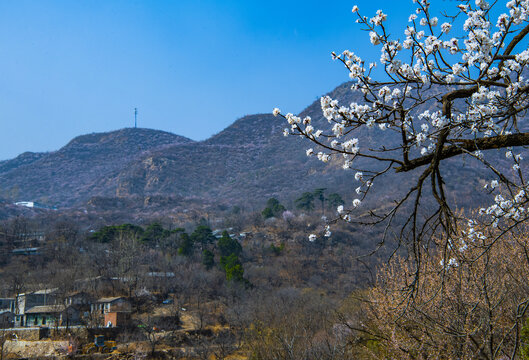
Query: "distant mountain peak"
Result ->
[[0, 127, 195, 207], [205, 113, 283, 146], [64, 127, 193, 148]]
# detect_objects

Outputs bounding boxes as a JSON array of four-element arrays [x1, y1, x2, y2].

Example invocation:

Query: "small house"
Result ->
[[15, 288, 58, 327], [24, 305, 80, 327], [104, 311, 131, 328], [91, 297, 130, 315], [12, 247, 40, 256], [64, 292, 93, 308]]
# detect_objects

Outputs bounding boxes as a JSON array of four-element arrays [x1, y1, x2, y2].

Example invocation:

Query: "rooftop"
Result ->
[[32, 288, 58, 295], [25, 305, 67, 314], [96, 296, 124, 303]]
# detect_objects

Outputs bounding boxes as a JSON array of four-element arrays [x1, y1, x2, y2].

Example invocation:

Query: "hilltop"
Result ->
[[0, 128, 192, 207]]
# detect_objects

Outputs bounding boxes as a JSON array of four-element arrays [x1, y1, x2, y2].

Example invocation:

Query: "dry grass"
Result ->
[[4, 339, 69, 358]]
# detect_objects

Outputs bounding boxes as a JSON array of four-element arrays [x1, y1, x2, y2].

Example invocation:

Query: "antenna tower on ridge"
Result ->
[[134, 108, 138, 128]]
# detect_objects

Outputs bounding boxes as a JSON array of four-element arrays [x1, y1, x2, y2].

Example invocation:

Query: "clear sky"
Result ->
[[0, 0, 418, 160]]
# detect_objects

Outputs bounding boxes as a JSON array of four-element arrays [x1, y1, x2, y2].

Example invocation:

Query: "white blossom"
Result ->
[[369, 31, 381, 45], [324, 225, 332, 237], [276, 1, 529, 248], [441, 22, 452, 34]]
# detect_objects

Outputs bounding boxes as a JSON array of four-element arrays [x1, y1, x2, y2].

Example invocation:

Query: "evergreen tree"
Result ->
[[295, 192, 315, 212], [202, 249, 215, 270], [89, 223, 143, 243], [313, 188, 327, 215], [177, 233, 193, 256], [140, 222, 170, 243], [190, 225, 216, 245], [261, 207, 274, 219], [262, 198, 286, 218], [220, 253, 244, 282], [327, 193, 344, 210], [217, 231, 242, 257]]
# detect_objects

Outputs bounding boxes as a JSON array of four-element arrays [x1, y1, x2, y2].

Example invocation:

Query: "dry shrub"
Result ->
[[356, 222, 529, 359]]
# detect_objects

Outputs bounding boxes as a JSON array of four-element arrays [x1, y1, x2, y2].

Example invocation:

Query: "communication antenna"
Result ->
[[134, 108, 138, 128]]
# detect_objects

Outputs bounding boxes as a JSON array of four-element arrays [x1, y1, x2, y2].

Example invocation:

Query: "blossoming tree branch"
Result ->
[[275, 0, 529, 253]]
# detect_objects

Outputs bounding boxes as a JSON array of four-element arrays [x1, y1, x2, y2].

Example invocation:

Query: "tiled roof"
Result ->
[[25, 305, 66, 314], [96, 296, 123, 303], [32, 288, 58, 295]]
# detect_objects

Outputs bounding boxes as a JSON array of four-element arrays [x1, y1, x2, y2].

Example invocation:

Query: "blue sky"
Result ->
[[0, 0, 418, 160]]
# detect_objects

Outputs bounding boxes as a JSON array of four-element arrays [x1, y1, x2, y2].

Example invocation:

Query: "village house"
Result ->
[[90, 296, 130, 314], [9, 287, 132, 328], [13, 289, 96, 327], [91, 297, 131, 327], [11, 247, 40, 256], [24, 305, 81, 327], [64, 291, 93, 307], [14, 288, 58, 327], [104, 311, 131, 328]]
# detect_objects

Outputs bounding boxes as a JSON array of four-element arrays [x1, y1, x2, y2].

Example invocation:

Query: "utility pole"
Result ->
[[134, 108, 138, 128]]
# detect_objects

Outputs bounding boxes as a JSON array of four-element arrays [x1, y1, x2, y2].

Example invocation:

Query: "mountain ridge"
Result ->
[[0, 81, 506, 218]]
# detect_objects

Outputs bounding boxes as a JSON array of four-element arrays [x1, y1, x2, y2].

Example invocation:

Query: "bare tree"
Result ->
[[111, 231, 144, 298], [241, 288, 353, 360]]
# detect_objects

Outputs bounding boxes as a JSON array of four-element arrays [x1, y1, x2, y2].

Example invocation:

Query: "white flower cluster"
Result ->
[[460, 220, 486, 244], [481, 189, 527, 226], [440, 257, 458, 270], [275, 0, 529, 241]]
